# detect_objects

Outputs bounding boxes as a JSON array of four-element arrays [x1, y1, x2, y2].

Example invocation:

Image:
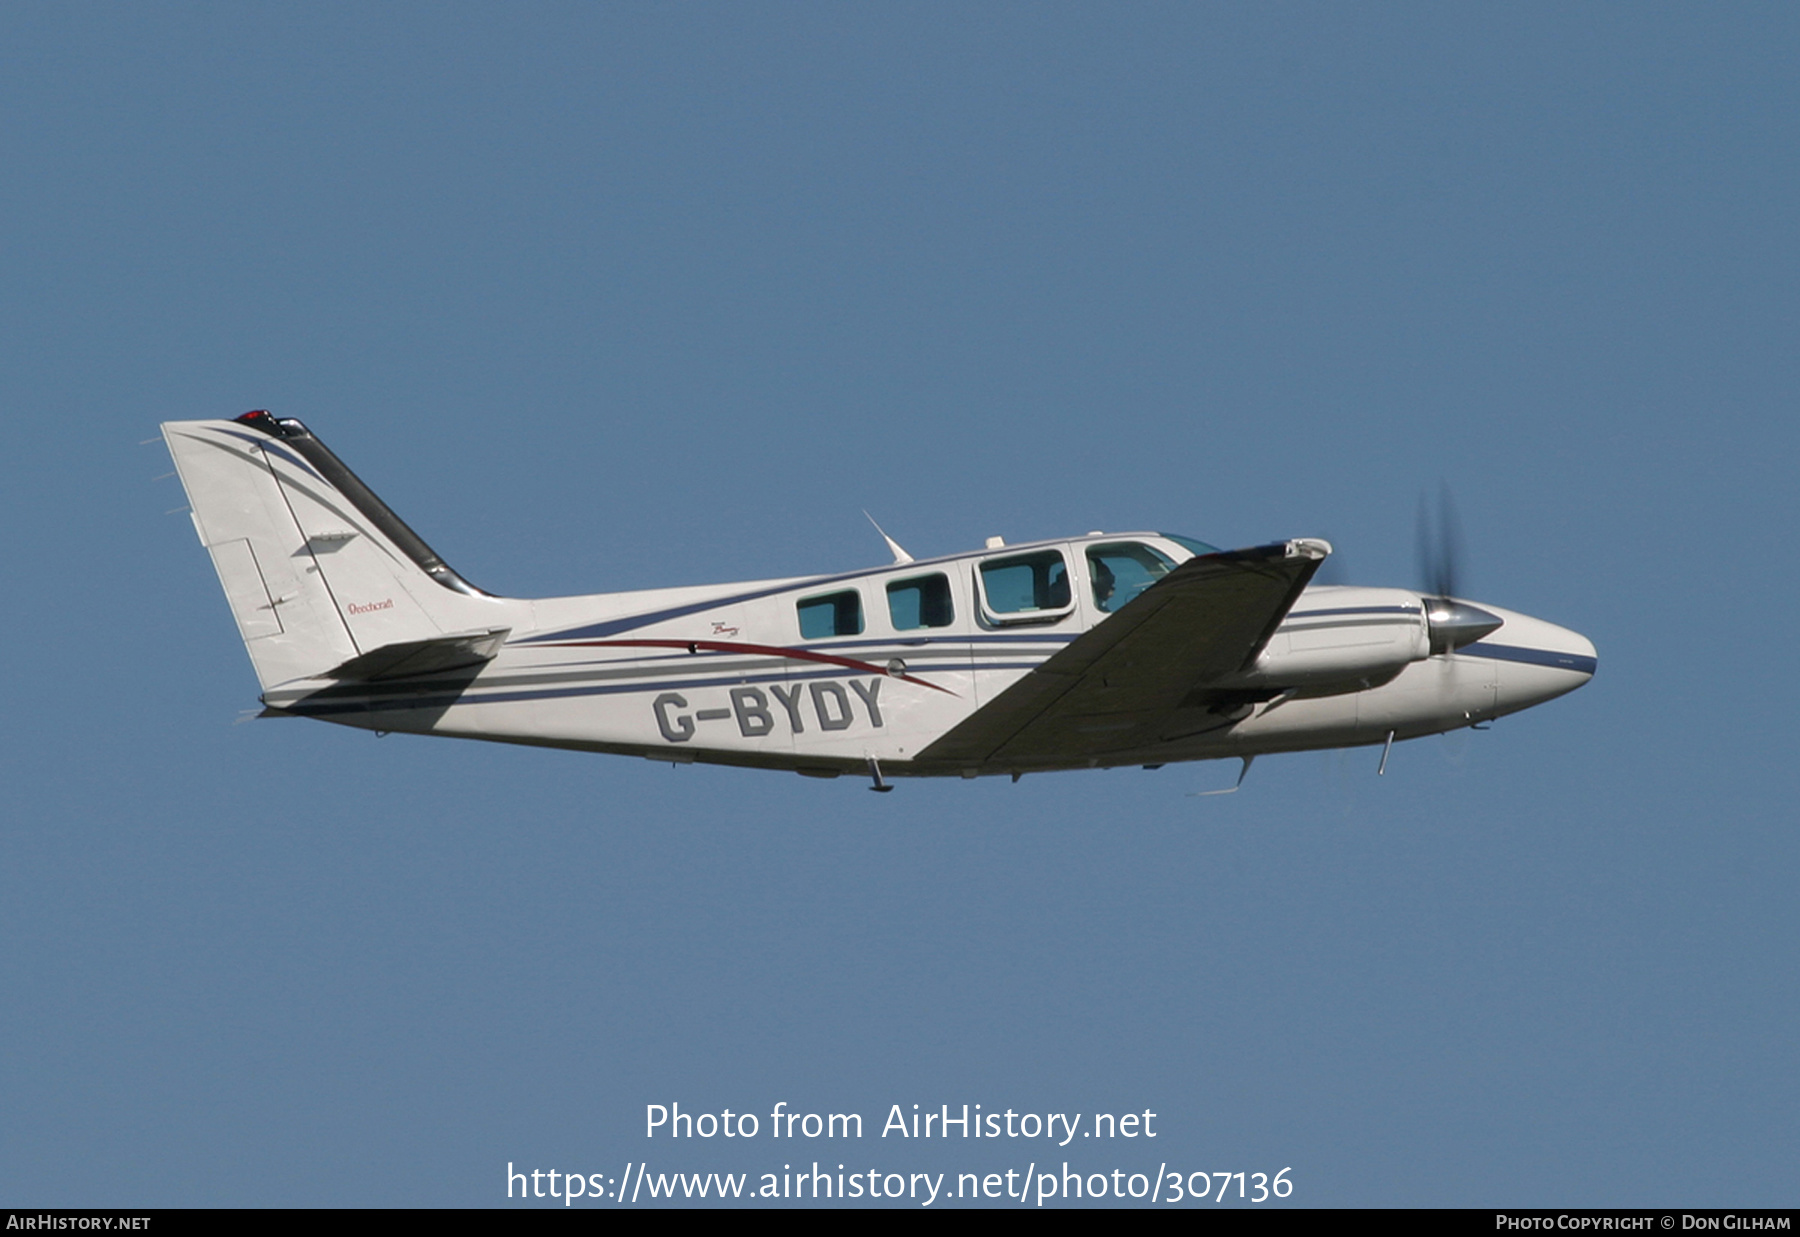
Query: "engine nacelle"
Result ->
[[1224, 586, 1430, 691]]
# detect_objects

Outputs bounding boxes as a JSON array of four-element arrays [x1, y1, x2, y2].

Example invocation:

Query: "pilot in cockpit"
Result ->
[[1091, 557, 1117, 611]]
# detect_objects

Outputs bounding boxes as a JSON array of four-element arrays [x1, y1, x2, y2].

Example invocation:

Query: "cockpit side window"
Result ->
[[1087, 542, 1175, 613], [797, 589, 863, 639], [979, 550, 1071, 616], [887, 574, 954, 630], [1160, 533, 1221, 559]]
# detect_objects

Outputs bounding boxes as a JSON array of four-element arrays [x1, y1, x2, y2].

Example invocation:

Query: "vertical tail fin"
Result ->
[[162, 412, 509, 692]]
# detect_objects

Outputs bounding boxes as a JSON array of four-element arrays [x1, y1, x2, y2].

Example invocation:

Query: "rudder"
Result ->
[[163, 412, 505, 692]]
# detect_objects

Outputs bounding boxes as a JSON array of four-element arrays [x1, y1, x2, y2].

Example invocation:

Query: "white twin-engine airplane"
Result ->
[[162, 412, 1596, 791]]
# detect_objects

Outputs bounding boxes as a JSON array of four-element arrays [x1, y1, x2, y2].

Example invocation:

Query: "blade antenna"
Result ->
[[864, 511, 914, 565]]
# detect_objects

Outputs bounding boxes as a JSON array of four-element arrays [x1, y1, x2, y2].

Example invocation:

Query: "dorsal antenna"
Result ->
[[863, 511, 914, 564]]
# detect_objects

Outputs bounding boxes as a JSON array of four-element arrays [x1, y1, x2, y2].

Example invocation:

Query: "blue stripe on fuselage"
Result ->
[[277, 657, 1051, 717], [1458, 641, 1597, 675]]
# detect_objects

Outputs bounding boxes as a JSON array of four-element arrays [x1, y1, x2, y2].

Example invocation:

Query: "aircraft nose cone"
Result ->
[[1553, 629, 1597, 679], [1462, 606, 1596, 717], [1523, 620, 1597, 681]]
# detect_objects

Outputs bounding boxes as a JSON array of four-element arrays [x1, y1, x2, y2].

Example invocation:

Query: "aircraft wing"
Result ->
[[916, 539, 1329, 769]]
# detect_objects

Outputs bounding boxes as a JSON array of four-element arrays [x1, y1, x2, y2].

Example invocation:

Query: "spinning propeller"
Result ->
[[1416, 484, 1503, 654], [1368, 485, 1505, 776]]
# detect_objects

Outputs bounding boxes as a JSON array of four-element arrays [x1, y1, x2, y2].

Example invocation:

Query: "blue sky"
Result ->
[[3, 3, 1796, 1207]]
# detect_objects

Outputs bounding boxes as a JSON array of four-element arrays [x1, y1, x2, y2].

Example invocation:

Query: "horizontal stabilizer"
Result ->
[[321, 627, 511, 682]]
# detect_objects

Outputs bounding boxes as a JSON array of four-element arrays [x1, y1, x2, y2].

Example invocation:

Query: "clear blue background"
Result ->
[[3, 3, 1795, 1207]]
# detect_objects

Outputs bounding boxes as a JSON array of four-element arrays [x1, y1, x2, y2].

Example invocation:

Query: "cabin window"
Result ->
[[1087, 542, 1175, 613], [797, 590, 863, 639], [979, 550, 1071, 616], [887, 574, 954, 630]]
